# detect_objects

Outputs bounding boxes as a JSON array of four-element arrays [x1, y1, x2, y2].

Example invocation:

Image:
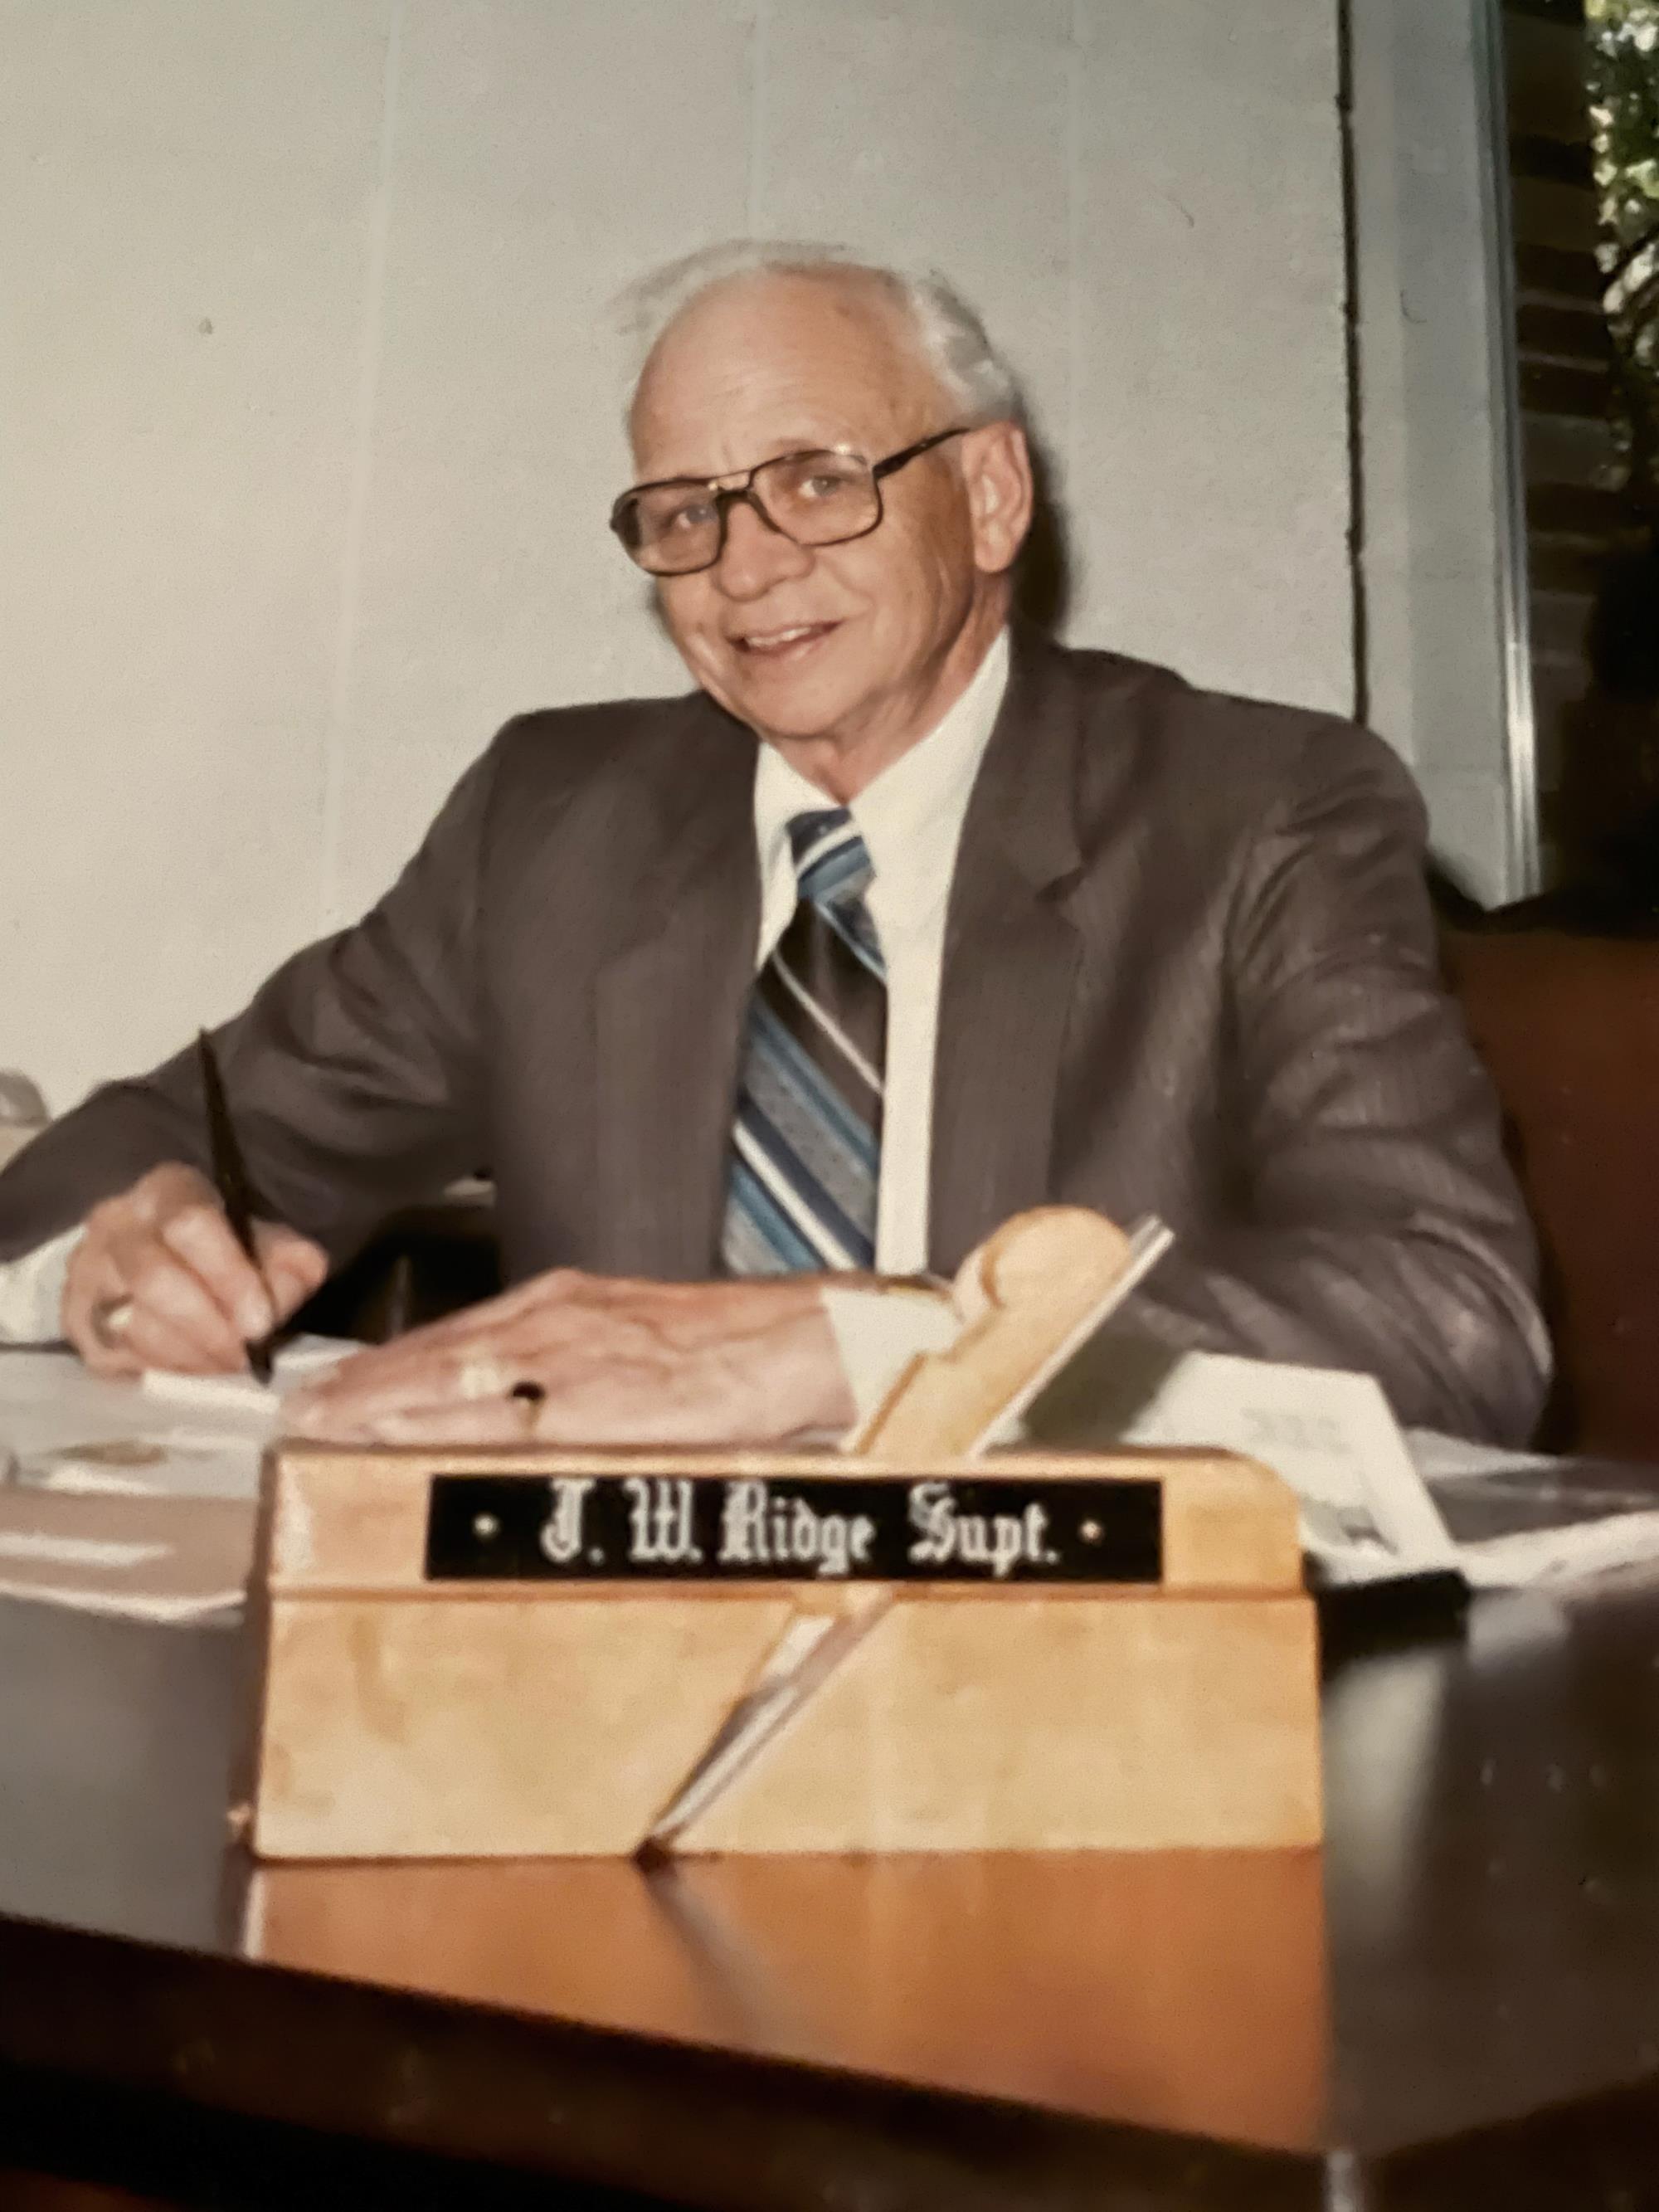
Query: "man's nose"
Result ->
[[712, 494, 814, 599]]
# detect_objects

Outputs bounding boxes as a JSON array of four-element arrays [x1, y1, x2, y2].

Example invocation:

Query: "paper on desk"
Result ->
[[0, 1337, 355, 1622], [0, 1337, 355, 1503], [138, 1332, 353, 1418], [1029, 1335, 1460, 1587], [1041, 1335, 1659, 1592], [1406, 1428, 1659, 1589], [1030, 1331, 1659, 1592], [0, 1484, 255, 1621]]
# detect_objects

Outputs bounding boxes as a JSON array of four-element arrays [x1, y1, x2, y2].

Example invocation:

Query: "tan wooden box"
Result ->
[[241, 1442, 1321, 1861]]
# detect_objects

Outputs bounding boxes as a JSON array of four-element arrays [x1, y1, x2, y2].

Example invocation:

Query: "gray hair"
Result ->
[[616, 238, 1025, 426]]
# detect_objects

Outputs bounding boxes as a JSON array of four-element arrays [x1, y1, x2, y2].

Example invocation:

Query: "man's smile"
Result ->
[[731, 619, 842, 658]]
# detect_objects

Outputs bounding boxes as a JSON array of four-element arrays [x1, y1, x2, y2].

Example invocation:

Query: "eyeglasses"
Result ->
[[609, 426, 971, 576]]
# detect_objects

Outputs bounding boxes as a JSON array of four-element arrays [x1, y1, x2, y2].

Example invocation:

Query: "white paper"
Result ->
[[0, 1528, 167, 1569], [1405, 1428, 1560, 1483], [0, 1336, 357, 1506], [1100, 1344, 1460, 1587], [1408, 1426, 1659, 1589], [0, 1484, 256, 1621], [1034, 1333, 1659, 1595]]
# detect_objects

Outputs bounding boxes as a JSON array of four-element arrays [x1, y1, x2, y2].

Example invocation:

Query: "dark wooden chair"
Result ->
[[1446, 929, 1659, 1459]]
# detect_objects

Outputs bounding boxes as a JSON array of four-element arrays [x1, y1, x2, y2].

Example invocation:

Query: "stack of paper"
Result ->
[[0, 1485, 255, 1621], [0, 1337, 354, 1622], [1031, 1331, 1659, 1595]]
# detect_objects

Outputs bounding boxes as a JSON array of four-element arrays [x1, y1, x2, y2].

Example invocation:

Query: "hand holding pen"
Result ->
[[61, 1035, 328, 1381], [194, 1028, 278, 1380]]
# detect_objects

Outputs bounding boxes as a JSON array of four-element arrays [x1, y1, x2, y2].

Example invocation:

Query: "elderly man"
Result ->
[[0, 243, 1548, 1445]]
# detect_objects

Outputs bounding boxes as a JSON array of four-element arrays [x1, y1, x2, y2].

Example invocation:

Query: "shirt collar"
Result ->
[[752, 628, 1011, 915]]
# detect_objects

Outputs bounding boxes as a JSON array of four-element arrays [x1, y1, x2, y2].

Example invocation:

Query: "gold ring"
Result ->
[[90, 1297, 135, 1352]]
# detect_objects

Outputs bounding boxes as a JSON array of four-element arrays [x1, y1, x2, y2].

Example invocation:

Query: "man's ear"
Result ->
[[965, 421, 1034, 577]]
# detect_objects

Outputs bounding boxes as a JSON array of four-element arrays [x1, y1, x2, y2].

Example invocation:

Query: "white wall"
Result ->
[[3, 0, 1350, 1113]]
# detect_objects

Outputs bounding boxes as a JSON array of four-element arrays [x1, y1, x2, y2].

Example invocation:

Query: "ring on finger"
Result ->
[[90, 1297, 136, 1352]]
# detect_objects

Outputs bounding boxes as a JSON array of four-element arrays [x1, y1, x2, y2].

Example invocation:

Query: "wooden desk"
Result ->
[[1, 1573, 1658, 2209]]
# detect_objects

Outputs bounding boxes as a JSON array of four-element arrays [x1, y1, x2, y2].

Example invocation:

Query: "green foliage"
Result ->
[[1588, 0, 1659, 507]]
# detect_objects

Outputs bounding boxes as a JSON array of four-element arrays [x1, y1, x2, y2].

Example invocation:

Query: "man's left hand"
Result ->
[[282, 1268, 854, 1446]]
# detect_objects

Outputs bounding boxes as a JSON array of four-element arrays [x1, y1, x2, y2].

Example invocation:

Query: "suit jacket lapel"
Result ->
[[929, 629, 1086, 1272], [592, 709, 759, 1278]]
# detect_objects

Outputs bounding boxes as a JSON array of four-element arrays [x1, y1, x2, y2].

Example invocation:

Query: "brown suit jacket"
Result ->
[[0, 629, 1547, 1441]]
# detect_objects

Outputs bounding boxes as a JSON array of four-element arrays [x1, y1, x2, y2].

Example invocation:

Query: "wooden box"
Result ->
[[241, 1441, 1321, 1860]]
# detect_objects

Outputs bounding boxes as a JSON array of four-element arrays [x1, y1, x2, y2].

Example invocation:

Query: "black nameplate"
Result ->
[[424, 1473, 1163, 1586]]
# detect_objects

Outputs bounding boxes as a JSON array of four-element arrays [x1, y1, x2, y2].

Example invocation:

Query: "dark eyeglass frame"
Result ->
[[609, 424, 971, 575]]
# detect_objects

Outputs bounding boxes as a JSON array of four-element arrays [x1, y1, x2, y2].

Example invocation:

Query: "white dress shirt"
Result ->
[[0, 632, 1010, 1409]]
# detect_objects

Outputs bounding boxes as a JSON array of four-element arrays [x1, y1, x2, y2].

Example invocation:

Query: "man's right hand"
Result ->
[[61, 1163, 329, 1377]]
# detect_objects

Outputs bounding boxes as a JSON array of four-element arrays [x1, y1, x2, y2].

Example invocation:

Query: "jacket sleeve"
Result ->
[[1120, 724, 1550, 1446], [0, 738, 501, 1268]]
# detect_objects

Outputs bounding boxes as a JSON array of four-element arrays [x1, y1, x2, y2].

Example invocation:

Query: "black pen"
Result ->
[[196, 1030, 275, 1384]]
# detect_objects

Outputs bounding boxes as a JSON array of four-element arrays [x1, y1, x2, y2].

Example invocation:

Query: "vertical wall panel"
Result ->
[[1070, 2, 1351, 711], [755, 2, 1073, 458], [328, 0, 756, 922], [0, 0, 390, 1108]]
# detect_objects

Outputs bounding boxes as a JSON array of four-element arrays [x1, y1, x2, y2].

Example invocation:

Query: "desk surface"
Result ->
[[2, 1569, 1659, 2209]]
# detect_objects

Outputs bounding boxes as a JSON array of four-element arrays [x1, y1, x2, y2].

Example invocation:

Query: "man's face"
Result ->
[[628, 274, 1025, 772]]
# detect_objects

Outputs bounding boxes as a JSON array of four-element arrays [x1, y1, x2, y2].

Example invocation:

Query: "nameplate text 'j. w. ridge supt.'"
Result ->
[[423, 1473, 1164, 1585]]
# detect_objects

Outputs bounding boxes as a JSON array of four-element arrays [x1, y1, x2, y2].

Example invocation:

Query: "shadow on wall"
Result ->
[[1013, 434, 1074, 636]]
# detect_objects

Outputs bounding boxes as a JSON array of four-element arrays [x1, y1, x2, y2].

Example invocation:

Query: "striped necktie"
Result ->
[[722, 808, 886, 1274]]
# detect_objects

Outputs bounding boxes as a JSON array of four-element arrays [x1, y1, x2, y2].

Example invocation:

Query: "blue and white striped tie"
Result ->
[[722, 808, 885, 1274]]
